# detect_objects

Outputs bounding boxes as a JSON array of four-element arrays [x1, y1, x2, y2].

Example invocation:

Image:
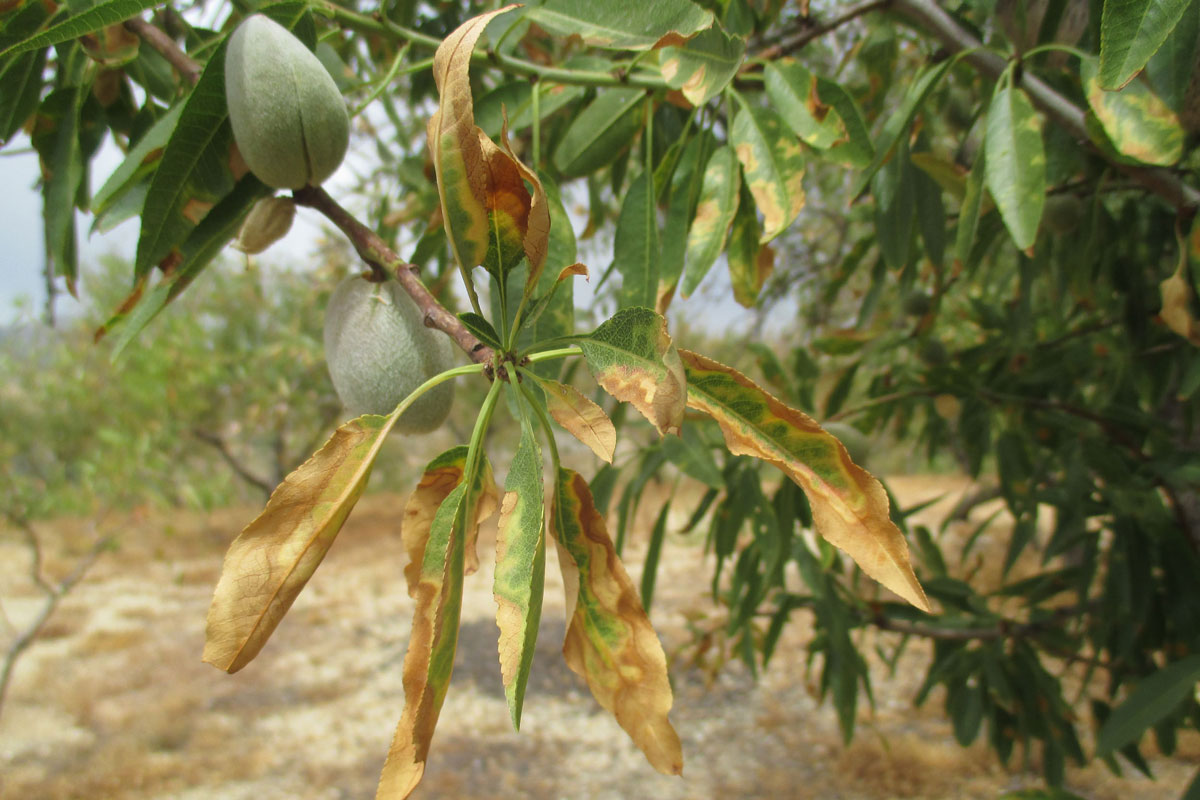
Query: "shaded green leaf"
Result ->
[[458, 311, 504, 349], [659, 25, 745, 106], [0, 47, 47, 145], [985, 83, 1045, 251], [954, 144, 988, 266], [1096, 655, 1200, 756], [553, 88, 644, 177], [1100, 0, 1191, 89], [640, 499, 671, 610], [32, 87, 84, 296], [614, 171, 660, 309], [659, 133, 711, 303]]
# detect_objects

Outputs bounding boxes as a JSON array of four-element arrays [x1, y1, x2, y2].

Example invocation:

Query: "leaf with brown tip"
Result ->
[[550, 467, 683, 775], [679, 349, 930, 612], [203, 413, 396, 673], [532, 373, 617, 463], [578, 307, 686, 437]]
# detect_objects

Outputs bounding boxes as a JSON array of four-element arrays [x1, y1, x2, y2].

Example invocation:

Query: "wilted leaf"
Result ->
[[477, 127, 533, 279], [493, 410, 545, 728], [1099, 0, 1191, 90], [1083, 56, 1183, 166], [614, 171, 660, 309], [726, 187, 773, 307], [681, 144, 740, 297], [679, 349, 930, 611], [579, 307, 687, 436], [403, 447, 500, 597], [985, 83, 1045, 252], [731, 102, 805, 242], [378, 481, 470, 799], [203, 413, 398, 673], [764, 59, 848, 150], [428, 7, 516, 271], [526, 0, 713, 50], [659, 26, 745, 106], [551, 467, 683, 774], [532, 373, 617, 462]]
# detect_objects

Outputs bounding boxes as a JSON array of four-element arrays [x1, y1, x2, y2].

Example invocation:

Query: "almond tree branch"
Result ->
[[124, 22, 495, 367], [192, 429, 274, 499], [292, 186, 495, 365], [753, 0, 892, 60], [890, 0, 1200, 213]]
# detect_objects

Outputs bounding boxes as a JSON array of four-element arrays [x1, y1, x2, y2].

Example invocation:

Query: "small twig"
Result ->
[[293, 186, 495, 365], [0, 515, 110, 718], [193, 429, 274, 499], [754, 0, 892, 60], [946, 484, 1003, 523], [124, 17, 201, 85]]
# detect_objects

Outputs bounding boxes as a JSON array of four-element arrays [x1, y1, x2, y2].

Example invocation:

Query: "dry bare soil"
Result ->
[[2, 476, 1197, 799]]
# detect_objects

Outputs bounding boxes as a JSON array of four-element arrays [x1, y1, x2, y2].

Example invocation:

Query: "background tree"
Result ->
[[3, 0, 1200, 798]]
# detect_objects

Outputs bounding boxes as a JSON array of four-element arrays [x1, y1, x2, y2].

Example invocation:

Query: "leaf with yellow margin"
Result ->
[[679, 349, 930, 611], [493, 404, 545, 728], [203, 413, 397, 673], [403, 446, 499, 597], [531, 372, 617, 463], [1160, 219, 1200, 346], [731, 101, 806, 242], [550, 467, 683, 775], [428, 6, 518, 270], [377, 480, 469, 799], [578, 307, 686, 437]]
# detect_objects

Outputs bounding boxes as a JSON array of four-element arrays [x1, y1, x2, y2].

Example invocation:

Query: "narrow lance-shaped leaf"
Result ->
[[403, 446, 500, 597], [428, 7, 516, 271], [551, 467, 683, 774], [526, 0, 713, 50], [659, 26, 746, 106], [531, 372, 617, 463], [1096, 655, 1200, 756], [203, 412, 399, 673], [529, 173, 580, 370], [679, 349, 930, 611], [681, 144, 740, 297], [764, 59, 849, 150], [578, 307, 687, 437], [614, 170, 660, 309], [726, 184, 773, 307], [134, 39, 240, 277], [985, 83, 1045, 252], [553, 88, 645, 177], [731, 101, 806, 242], [493, 403, 546, 728], [954, 143, 988, 267], [0, 0, 161, 58], [0, 46, 47, 146], [378, 481, 470, 800], [32, 88, 83, 296], [91, 101, 183, 221], [1083, 56, 1183, 166], [1100, 0, 1191, 90], [659, 133, 711, 309]]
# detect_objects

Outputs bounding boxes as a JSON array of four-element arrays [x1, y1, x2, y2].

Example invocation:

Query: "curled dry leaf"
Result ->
[[203, 413, 395, 673], [679, 349, 930, 612], [551, 467, 683, 776], [534, 375, 617, 463], [402, 446, 499, 597]]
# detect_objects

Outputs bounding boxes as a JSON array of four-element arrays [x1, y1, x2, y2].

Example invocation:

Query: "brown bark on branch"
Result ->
[[124, 17, 201, 85]]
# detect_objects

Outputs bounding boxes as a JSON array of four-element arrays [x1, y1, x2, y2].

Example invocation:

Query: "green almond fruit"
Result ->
[[323, 274, 455, 433], [225, 14, 349, 189]]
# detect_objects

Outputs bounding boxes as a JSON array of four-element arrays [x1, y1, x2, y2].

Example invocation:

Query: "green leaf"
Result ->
[[659, 26, 745, 106], [872, 140, 917, 270], [852, 59, 954, 197], [614, 171, 660, 309], [530, 174, 579, 374], [474, 81, 585, 139], [91, 101, 182, 220], [203, 412, 401, 672], [815, 76, 873, 167], [1095, 655, 1200, 756], [553, 88, 644, 177], [135, 39, 239, 277], [659, 133, 711, 301], [681, 144, 740, 296], [493, 398, 546, 729], [0, 0, 161, 58], [526, 0, 713, 51], [726, 183, 771, 307], [1099, 0, 1192, 90], [954, 144, 988, 267], [0, 47, 47, 145], [1146, 0, 1200, 112], [550, 467, 683, 774], [32, 88, 84, 296], [730, 101, 805, 242], [1083, 56, 1184, 166], [661, 426, 723, 488], [640, 499, 671, 610], [985, 83, 1045, 251], [679, 349, 930, 611], [764, 59, 849, 150], [579, 307, 687, 436], [458, 312, 504, 349]]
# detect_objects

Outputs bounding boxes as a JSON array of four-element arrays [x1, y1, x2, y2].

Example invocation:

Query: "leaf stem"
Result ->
[[351, 43, 411, 118], [517, 369, 561, 468], [524, 345, 583, 363]]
